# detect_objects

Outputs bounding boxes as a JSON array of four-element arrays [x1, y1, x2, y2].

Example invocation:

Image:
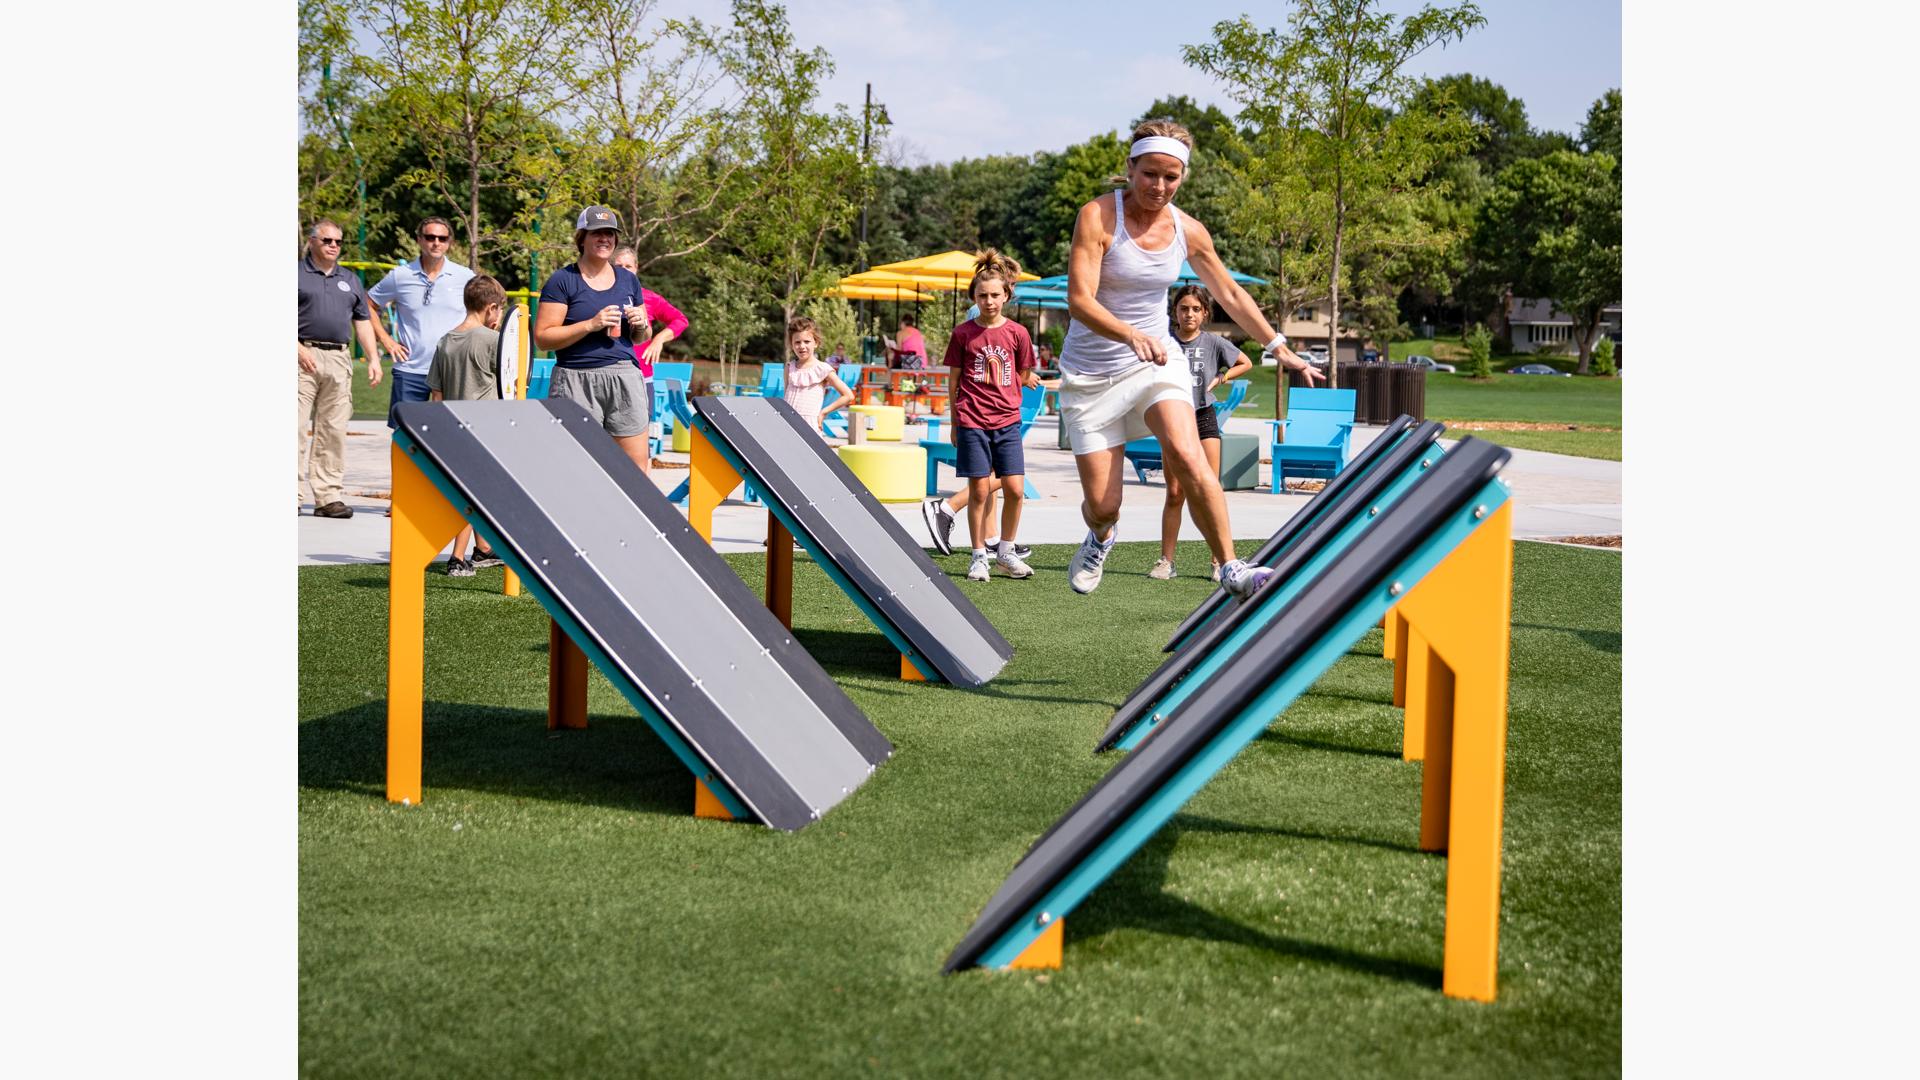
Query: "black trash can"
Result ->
[[1364, 363, 1393, 424], [1335, 361, 1367, 420], [1386, 364, 1427, 421]]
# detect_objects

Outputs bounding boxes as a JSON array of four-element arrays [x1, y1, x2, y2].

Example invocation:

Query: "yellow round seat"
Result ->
[[834, 444, 926, 502], [670, 420, 691, 453], [848, 404, 905, 441]]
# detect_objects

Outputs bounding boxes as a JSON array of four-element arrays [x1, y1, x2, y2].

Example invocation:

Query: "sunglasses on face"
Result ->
[[317, 237, 343, 246], [420, 233, 451, 243]]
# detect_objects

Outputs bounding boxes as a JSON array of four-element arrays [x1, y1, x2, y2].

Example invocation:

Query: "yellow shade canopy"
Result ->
[[865, 251, 1041, 290], [819, 283, 937, 301]]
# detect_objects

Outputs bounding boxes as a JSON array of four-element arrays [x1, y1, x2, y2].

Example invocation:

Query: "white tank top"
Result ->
[[1060, 189, 1188, 377]]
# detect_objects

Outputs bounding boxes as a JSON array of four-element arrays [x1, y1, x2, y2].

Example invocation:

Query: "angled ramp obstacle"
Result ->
[[386, 399, 892, 831], [945, 439, 1516, 1001], [684, 395, 1013, 687], [1101, 417, 1445, 753], [1164, 413, 1422, 655]]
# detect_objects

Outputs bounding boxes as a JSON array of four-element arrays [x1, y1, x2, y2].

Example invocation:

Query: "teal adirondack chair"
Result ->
[[1267, 387, 1356, 493], [1121, 379, 1252, 482], [921, 386, 1046, 499], [733, 362, 785, 397], [820, 363, 865, 438]]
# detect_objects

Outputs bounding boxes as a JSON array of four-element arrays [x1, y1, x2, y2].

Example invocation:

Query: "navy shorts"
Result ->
[[955, 422, 1025, 479], [386, 369, 432, 428]]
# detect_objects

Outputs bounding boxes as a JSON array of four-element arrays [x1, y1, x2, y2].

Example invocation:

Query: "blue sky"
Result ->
[[653, 0, 1621, 163]]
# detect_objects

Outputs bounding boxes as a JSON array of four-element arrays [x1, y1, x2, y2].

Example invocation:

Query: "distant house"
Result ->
[[1507, 297, 1623, 356], [1277, 304, 1371, 363]]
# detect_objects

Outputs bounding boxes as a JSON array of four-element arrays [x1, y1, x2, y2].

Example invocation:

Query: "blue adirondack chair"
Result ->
[[921, 386, 1045, 499], [732, 362, 785, 398], [820, 363, 865, 438], [664, 384, 759, 506], [651, 362, 694, 434], [1121, 379, 1252, 482], [526, 357, 556, 399], [1267, 387, 1356, 493]]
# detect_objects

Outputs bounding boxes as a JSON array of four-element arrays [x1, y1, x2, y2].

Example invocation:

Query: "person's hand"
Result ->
[[298, 344, 317, 374], [367, 358, 383, 387], [624, 304, 650, 332], [1128, 330, 1168, 365], [643, 338, 667, 366], [1022, 369, 1041, 390], [595, 305, 625, 331], [385, 339, 410, 364], [1292, 357, 1326, 385]]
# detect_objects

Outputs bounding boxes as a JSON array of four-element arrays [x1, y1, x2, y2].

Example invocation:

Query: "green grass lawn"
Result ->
[[300, 539, 1620, 1077]]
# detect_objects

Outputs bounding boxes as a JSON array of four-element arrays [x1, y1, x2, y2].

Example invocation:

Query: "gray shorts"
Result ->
[[550, 363, 650, 438]]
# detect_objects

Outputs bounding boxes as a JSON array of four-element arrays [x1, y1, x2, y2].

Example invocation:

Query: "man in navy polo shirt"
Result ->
[[369, 216, 476, 428], [297, 219, 392, 519]]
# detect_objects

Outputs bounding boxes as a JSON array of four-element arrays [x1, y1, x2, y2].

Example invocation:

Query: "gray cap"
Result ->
[[575, 206, 622, 233]]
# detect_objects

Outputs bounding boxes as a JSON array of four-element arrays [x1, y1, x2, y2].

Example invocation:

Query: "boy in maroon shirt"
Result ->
[[942, 251, 1040, 581]]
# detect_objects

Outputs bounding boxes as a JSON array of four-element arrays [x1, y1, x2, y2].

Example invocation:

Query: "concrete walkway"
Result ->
[[298, 413, 1621, 566]]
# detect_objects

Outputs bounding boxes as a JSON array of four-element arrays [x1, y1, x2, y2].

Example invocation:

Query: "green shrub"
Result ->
[[1464, 324, 1494, 379], [1041, 325, 1065, 357], [1592, 336, 1616, 376]]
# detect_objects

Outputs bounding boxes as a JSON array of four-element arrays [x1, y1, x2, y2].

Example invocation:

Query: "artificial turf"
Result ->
[[299, 538, 1620, 1077]]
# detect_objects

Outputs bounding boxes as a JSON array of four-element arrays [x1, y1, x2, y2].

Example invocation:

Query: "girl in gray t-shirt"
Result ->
[[1153, 285, 1252, 581]]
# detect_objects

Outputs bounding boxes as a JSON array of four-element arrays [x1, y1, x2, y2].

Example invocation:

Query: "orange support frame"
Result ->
[[689, 422, 921, 679], [503, 302, 532, 599], [1010, 918, 1063, 970], [1387, 501, 1515, 1002], [386, 444, 471, 806]]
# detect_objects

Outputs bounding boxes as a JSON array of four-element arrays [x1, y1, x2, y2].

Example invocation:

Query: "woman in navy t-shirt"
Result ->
[[533, 205, 654, 471]]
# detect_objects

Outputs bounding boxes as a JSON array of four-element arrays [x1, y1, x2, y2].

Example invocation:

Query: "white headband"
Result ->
[[1130, 136, 1191, 164]]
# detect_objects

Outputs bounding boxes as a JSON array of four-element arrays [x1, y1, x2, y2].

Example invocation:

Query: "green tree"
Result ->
[[1581, 89, 1622, 161], [314, 0, 595, 270], [714, 0, 868, 330], [1463, 322, 1492, 379], [690, 256, 769, 392], [1591, 334, 1616, 376], [1470, 150, 1621, 373], [1186, 0, 1485, 389], [1409, 73, 1532, 174], [798, 296, 863, 362], [1037, 131, 1128, 272]]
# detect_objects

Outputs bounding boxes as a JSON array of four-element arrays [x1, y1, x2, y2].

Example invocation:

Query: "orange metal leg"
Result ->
[[547, 619, 589, 730], [1402, 624, 1430, 763], [900, 654, 928, 681], [1010, 918, 1063, 969], [386, 444, 468, 806], [693, 778, 735, 820], [766, 516, 794, 628], [688, 425, 742, 543], [1392, 502, 1514, 1002]]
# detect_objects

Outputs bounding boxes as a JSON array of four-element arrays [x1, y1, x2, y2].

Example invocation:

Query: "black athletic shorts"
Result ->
[[1194, 402, 1221, 441]]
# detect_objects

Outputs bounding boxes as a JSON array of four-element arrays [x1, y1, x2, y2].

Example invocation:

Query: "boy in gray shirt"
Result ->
[[428, 274, 508, 575]]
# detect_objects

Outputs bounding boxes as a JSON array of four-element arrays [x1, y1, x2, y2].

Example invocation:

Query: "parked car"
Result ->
[[1510, 363, 1571, 377], [1402, 354, 1456, 373]]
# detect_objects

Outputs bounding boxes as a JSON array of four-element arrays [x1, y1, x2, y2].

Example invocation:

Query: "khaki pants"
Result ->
[[298, 345, 354, 505]]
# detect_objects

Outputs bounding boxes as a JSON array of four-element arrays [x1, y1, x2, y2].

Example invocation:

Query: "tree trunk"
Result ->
[[1328, 208, 1344, 389], [1574, 308, 1600, 375]]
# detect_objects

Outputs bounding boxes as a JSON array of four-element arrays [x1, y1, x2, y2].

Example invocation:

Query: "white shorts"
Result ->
[[1059, 349, 1193, 454]]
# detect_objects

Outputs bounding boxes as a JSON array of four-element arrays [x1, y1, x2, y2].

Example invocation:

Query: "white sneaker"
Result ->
[[1148, 558, 1177, 580], [1221, 559, 1274, 603], [967, 550, 992, 581], [922, 497, 956, 556], [1068, 528, 1117, 594], [996, 547, 1034, 579]]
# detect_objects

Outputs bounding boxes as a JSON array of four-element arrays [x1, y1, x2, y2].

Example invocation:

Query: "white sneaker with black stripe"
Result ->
[[966, 550, 992, 581]]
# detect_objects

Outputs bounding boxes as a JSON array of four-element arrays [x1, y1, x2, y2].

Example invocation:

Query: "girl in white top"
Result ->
[[1058, 118, 1322, 597]]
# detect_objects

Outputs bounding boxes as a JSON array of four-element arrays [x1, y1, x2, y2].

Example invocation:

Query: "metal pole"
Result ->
[[859, 82, 872, 339]]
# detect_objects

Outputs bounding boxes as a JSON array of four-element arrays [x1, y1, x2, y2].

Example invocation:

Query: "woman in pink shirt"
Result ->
[[613, 246, 692, 408], [891, 314, 927, 370]]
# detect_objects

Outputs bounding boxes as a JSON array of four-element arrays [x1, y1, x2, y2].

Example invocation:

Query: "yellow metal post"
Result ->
[[688, 425, 742, 542], [1390, 501, 1514, 1002], [504, 302, 532, 598], [386, 444, 469, 806]]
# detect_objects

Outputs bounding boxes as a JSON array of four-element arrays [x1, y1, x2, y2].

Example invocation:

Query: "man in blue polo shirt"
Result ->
[[369, 216, 476, 427]]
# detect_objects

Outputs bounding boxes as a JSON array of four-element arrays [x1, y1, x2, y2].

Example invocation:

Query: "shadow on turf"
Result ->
[[1515, 621, 1621, 654], [1073, 823, 1441, 989], [299, 700, 703, 817], [1254, 727, 1403, 760]]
